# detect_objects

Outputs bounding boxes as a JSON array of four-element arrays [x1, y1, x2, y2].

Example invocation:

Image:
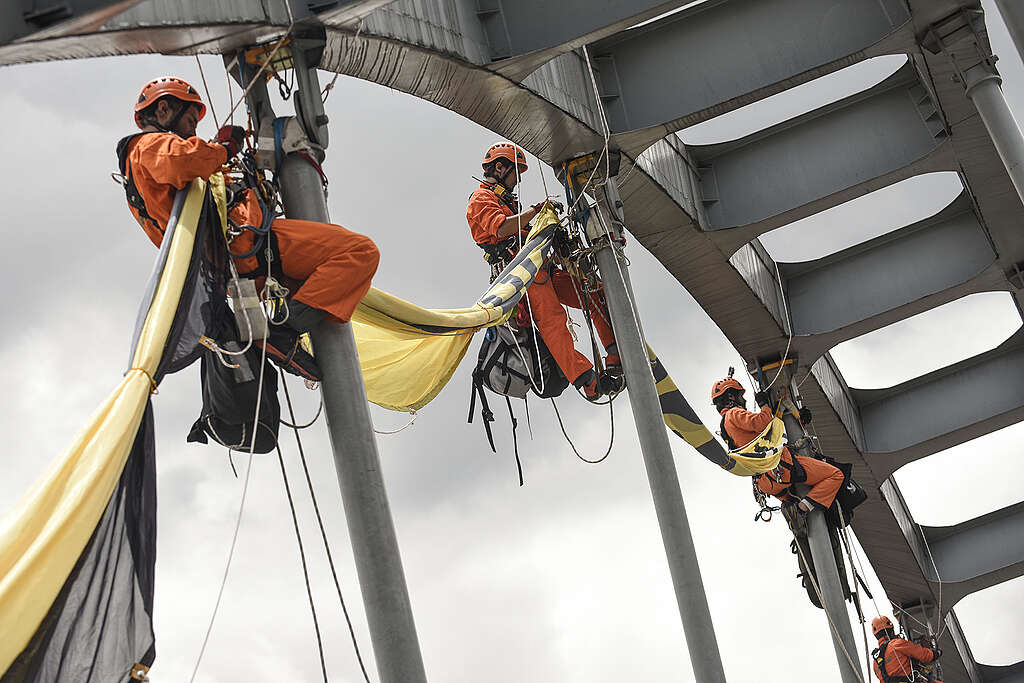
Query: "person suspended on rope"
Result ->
[[116, 77, 379, 381], [466, 142, 621, 401], [870, 616, 941, 683], [711, 373, 843, 512]]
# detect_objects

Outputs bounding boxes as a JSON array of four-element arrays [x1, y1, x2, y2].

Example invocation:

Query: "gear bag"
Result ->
[[467, 323, 569, 458], [820, 455, 868, 527], [187, 341, 281, 454], [474, 324, 568, 401]]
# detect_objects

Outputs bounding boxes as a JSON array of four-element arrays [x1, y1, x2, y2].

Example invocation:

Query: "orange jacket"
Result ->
[[873, 637, 935, 682], [123, 132, 228, 247], [720, 404, 775, 449], [721, 404, 844, 508], [466, 183, 515, 245]]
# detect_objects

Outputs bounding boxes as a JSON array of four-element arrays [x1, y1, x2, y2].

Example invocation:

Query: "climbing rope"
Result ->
[[789, 531, 869, 683], [217, 2, 297, 132], [550, 398, 615, 464], [762, 257, 794, 392], [189, 223, 278, 683], [275, 443, 330, 682], [194, 55, 220, 131], [280, 377, 374, 683]]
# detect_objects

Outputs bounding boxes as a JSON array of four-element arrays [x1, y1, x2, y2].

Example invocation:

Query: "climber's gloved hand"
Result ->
[[533, 199, 565, 214], [932, 648, 943, 659], [216, 125, 246, 159], [799, 406, 813, 425], [754, 390, 770, 407]]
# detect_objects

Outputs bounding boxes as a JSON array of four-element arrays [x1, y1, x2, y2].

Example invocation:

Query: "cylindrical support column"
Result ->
[[964, 63, 1024, 205], [276, 53, 428, 683], [995, 0, 1024, 62], [590, 180, 726, 683], [778, 403, 860, 683]]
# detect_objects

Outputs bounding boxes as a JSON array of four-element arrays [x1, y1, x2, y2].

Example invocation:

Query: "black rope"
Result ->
[[550, 397, 614, 464], [275, 444, 329, 683], [281, 397, 324, 429], [281, 377, 373, 683]]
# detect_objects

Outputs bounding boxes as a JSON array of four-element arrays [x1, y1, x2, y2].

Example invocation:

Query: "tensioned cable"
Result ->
[[275, 443, 329, 682], [281, 377, 373, 683]]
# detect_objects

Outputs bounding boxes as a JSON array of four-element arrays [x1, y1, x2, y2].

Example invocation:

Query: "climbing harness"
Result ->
[[113, 132, 163, 238]]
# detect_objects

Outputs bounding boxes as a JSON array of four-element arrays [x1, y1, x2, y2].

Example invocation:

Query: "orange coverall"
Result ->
[[123, 132, 378, 323], [467, 183, 615, 384], [721, 404, 844, 509], [873, 636, 936, 683]]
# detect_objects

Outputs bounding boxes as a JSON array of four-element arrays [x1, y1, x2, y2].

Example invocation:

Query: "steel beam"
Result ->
[[587, 0, 909, 144], [919, 501, 1024, 605], [780, 192, 997, 336], [880, 480, 982, 683], [1, 0, 141, 45], [692, 62, 949, 243], [996, 0, 1024, 62], [474, 0, 678, 61], [854, 330, 1024, 456], [980, 661, 1024, 683]]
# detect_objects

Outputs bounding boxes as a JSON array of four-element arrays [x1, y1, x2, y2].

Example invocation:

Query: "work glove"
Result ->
[[533, 199, 565, 214], [216, 125, 247, 159], [799, 406, 813, 425], [754, 390, 770, 407]]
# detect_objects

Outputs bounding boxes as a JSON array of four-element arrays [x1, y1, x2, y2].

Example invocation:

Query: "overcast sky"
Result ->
[[1, 2, 1022, 682]]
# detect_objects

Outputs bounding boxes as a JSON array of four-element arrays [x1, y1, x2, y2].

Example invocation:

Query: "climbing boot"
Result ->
[[262, 325, 321, 382], [285, 300, 326, 334], [598, 369, 624, 396], [574, 368, 602, 402]]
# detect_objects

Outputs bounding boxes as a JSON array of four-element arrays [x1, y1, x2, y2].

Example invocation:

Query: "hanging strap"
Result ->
[[505, 395, 524, 487], [468, 368, 496, 453]]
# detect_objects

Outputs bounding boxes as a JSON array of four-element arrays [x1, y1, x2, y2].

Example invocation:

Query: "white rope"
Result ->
[[762, 256, 794, 391], [374, 409, 419, 435], [194, 55, 220, 131], [789, 531, 868, 683], [190, 237, 276, 682], [511, 146, 547, 396]]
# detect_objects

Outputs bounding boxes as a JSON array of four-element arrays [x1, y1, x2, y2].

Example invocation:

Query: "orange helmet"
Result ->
[[482, 142, 528, 173], [872, 616, 895, 638], [711, 377, 745, 404], [134, 77, 206, 128]]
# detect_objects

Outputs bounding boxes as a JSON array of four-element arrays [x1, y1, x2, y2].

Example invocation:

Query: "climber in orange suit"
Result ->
[[870, 616, 941, 683], [712, 375, 844, 511], [466, 142, 620, 399], [117, 77, 378, 378]]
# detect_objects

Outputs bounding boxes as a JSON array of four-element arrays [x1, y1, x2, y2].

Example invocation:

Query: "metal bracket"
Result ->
[[557, 149, 622, 196], [1008, 261, 1024, 290], [921, 9, 998, 90], [256, 116, 315, 171]]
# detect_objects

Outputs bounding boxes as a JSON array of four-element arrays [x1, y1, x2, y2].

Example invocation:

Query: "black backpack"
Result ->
[[187, 341, 281, 454], [821, 455, 868, 527]]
